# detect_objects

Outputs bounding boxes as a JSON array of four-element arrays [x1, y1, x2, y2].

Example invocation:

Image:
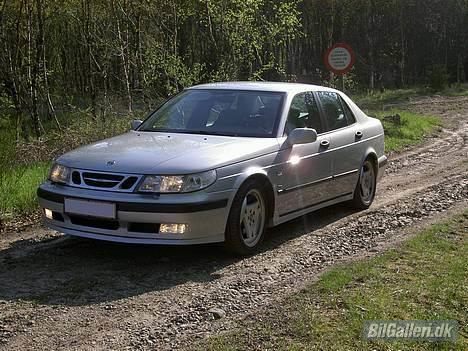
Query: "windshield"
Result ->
[[139, 89, 285, 137]]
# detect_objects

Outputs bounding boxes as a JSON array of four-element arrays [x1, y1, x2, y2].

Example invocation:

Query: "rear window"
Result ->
[[339, 96, 356, 124], [317, 91, 348, 131]]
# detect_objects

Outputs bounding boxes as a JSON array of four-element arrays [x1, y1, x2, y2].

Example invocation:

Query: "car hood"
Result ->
[[57, 131, 281, 174]]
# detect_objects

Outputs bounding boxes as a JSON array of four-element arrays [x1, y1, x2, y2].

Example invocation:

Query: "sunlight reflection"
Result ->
[[289, 155, 301, 165]]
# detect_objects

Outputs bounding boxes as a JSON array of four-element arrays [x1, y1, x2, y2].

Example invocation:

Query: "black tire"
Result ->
[[350, 158, 377, 210], [224, 179, 268, 255]]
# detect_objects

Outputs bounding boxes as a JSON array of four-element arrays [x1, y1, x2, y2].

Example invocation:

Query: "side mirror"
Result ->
[[287, 128, 318, 145], [131, 119, 143, 131]]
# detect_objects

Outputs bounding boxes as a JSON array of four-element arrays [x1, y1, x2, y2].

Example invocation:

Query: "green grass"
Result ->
[[198, 212, 468, 350], [0, 123, 50, 220], [0, 163, 50, 220], [353, 83, 468, 110], [371, 110, 441, 152], [354, 88, 424, 110], [441, 83, 468, 97], [0, 111, 135, 221]]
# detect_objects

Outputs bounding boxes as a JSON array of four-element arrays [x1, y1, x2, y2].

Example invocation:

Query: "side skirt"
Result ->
[[271, 192, 354, 227]]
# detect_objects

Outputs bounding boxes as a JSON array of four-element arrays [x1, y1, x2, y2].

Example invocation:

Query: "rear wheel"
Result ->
[[351, 158, 376, 209], [224, 179, 267, 255]]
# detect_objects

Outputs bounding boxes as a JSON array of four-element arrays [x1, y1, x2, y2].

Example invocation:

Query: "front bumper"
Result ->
[[37, 182, 232, 245], [377, 155, 388, 182]]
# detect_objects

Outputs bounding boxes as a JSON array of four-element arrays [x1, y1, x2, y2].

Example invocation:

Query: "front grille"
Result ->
[[82, 172, 124, 188], [68, 169, 142, 192], [72, 171, 81, 184], [128, 222, 160, 234], [120, 176, 139, 190], [53, 212, 64, 221], [69, 215, 119, 230]]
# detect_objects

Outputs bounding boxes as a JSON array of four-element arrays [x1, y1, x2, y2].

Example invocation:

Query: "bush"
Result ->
[[14, 112, 136, 165], [372, 110, 440, 152], [427, 65, 450, 92], [0, 109, 144, 219]]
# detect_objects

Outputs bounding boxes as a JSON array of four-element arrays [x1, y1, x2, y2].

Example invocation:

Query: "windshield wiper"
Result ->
[[188, 130, 240, 137], [138, 128, 240, 137]]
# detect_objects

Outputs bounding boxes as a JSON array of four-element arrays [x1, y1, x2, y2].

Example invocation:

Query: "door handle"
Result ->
[[355, 131, 363, 139], [320, 140, 330, 148]]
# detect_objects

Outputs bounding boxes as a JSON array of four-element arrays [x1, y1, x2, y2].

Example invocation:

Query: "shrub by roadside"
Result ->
[[371, 110, 440, 152], [0, 112, 136, 227], [14, 112, 135, 165]]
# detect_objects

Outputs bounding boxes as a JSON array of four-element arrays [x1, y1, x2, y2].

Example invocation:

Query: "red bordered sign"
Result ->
[[324, 43, 356, 75]]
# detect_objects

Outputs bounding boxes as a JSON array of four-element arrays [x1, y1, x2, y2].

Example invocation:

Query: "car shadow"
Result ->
[[0, 204, 358, 306]]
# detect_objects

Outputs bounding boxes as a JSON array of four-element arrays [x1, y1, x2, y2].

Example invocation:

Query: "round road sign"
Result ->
[[324, 43, 356, 75]]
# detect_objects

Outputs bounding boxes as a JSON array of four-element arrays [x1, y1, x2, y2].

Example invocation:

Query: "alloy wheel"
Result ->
[[360, 161, 375, 204], [239, 189, 266, 247]]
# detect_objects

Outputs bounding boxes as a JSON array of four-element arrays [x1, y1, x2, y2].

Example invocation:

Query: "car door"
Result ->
[[276, 91, 333, 216], [316, 91, 362, 197]]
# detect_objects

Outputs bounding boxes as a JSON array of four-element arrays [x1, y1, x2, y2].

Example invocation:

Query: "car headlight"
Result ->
[[138, 170, 217, 193], [48, 163, 71, 184]]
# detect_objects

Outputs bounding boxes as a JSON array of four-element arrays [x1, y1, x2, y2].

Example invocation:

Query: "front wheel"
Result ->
[[224, 179, 267, 255], [350, 158, 376, 209]]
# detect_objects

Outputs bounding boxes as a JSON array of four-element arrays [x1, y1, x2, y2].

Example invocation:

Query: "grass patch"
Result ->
[[353, 83, 468, 110], [371, 110, 441, 152], [0, 122, 49, 220], [354, 88, 424, 110], [0, 163, 50, 220], [0, 111, 136, 220], [442, 83, 468, 97], [198, 212, 468, 351]]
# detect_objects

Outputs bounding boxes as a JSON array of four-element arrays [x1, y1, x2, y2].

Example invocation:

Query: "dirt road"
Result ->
[[0, 96, 467, 350]]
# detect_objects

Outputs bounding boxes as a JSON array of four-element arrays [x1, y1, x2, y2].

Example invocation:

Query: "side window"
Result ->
[[317, 91, 348, 131], [339, 96, 356, 125], [284, 92, 323, 135]]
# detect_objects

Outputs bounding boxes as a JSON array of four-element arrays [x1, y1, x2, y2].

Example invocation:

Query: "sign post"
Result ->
[[324, 42, 356, 91]]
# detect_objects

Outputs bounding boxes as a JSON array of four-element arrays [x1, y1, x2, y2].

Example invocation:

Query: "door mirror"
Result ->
[[131, 119, 143, 130], [287, 128, 318, 145]]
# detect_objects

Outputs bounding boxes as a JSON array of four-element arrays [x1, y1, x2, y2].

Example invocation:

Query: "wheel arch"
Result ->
[[362, 147, 379, 174], [231, 170, 276, 224]]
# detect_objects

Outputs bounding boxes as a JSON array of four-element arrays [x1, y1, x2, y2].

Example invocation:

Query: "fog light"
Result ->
[[159, 223, 187, 234], [44, 208, 53, 219]]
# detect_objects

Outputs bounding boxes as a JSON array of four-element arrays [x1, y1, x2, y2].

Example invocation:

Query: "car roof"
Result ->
[[187, 81, 338, 94]]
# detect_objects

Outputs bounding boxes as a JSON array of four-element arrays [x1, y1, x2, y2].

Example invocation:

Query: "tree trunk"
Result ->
[[27, 1, 43, 138], [457, 54, 465, 83], [36, 0, 60, 129], [115, 1, 132, 114], [399, 4, 406, 87]]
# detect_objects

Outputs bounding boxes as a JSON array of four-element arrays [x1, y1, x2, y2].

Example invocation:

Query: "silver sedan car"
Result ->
[[38, 82, 387, 254]]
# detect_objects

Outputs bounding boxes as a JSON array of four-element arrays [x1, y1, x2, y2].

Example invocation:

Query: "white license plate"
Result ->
[[64, 198, 116, 219]]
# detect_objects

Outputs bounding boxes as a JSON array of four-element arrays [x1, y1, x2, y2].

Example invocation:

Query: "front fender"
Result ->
[[231, 167, 270, 190]]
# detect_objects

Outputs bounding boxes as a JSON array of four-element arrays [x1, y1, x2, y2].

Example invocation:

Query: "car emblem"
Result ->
[[107, 160, 116, 166]]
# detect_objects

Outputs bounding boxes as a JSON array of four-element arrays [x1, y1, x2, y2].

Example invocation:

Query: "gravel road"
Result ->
[[0, 96, 467, 350]]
